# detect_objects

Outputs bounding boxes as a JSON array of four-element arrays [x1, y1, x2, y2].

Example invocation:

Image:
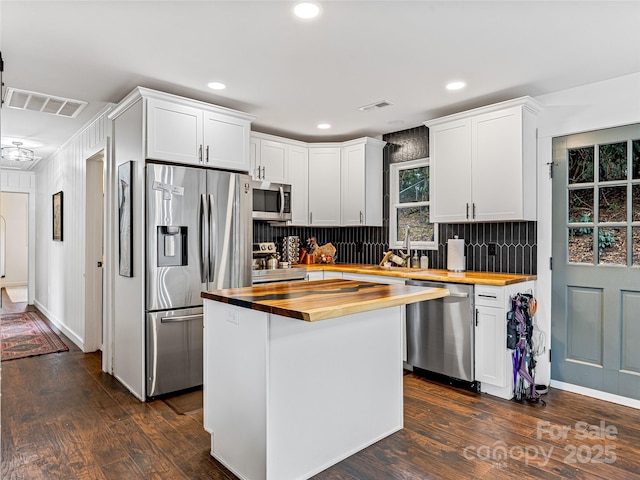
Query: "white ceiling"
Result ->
[[1, 1, 639, 170]]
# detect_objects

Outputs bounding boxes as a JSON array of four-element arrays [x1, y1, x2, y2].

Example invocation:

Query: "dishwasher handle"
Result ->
[[406, 281, 468, 298], [447, 291, 469, 298]]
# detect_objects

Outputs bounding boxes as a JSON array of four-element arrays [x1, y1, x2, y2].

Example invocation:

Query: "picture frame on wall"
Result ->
[[118, 161, 134, 277], [52, 191, 63, 241]]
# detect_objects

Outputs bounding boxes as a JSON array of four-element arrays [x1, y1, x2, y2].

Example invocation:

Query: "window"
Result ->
[[389, 158, 437, 250]]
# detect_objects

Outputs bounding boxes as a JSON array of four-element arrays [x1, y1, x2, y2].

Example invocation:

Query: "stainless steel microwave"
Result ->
[[252, 181, 292, 221]]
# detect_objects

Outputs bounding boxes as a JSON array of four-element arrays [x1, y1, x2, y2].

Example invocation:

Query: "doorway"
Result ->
[[85, 151, 105, 351], [551, 124, 640, 400], [0, 192, 29, 304]]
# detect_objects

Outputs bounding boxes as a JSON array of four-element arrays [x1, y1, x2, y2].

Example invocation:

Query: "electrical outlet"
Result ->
[[488, 243, 497, 256]]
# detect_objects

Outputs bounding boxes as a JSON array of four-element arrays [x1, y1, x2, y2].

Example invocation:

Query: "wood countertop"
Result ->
[[301, 263, 535, 286], [202, 279, 449, 322]]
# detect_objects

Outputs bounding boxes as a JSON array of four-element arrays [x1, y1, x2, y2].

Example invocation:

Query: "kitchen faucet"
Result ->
[[394, 225, 410, 266]]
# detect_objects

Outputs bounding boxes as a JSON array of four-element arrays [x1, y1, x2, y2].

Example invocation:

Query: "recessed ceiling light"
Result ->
[[446, 81, 466, 91], [293, 2, 320, 19], [317, 123, 331, 129], [207, 82, 226, 90]]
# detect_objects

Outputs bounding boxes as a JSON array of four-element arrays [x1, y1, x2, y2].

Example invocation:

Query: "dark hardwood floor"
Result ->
[[2, 289, 640, 479]]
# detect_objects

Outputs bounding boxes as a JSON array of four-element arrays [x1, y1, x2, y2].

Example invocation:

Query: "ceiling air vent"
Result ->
[[3, 87, 87, 118], [358, 100, 394, 112]]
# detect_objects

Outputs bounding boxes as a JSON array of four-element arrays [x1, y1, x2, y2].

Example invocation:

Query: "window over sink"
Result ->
[[389, 158, 438, 250]]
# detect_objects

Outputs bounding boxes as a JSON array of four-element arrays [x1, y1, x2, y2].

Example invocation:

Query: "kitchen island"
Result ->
[[201, 279, 449, 480]]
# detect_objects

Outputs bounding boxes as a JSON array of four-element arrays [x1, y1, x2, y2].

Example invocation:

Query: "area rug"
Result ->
[[5, 287, 28, 303], [163, 388, 203, 415], [1, 311, 69, 361]]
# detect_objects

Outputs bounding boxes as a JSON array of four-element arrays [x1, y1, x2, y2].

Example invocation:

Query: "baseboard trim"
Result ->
[[550, 380, 640, 409], [33, 300, 85, 351]]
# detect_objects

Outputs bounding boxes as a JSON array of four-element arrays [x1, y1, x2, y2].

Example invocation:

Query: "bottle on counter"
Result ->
[[420, 252, 429, 269], [411, 251, 420, 268]]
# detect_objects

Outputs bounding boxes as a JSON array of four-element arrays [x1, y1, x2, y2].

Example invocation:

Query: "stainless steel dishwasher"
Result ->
[[405, 280, 475, 382]]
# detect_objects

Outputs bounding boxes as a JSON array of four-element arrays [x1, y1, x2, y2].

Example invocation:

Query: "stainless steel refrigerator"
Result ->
[[146, 163, 252, 397]]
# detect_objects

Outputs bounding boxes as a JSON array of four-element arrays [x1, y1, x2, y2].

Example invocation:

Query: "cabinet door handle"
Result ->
[[206, 145, 209, 163], [262, 166, 266, 179], [473, 203, 476, 219], [360, 211, 363, 224], [466, 203, 469, 219], [309, 212, 313, 224], [199, 145, 203, 163], [475, 308, 479, 326]]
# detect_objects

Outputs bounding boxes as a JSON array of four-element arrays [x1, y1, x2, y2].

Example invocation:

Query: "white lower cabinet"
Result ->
[[306, 271, 324, 281], [474, 281, 534, 399]]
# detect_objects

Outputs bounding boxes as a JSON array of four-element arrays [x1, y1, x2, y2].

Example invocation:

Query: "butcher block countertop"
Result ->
[[201, 278, 449, 322], [303, 263, 536, 286]]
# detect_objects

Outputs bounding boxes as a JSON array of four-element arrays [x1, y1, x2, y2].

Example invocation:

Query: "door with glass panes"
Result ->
[[551, 124, 640, 399]]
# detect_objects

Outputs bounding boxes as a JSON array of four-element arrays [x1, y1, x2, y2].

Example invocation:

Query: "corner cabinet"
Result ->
[[425, 96, 541, 223], [341, 138, 384, 226], [145, 91, 254, 171]]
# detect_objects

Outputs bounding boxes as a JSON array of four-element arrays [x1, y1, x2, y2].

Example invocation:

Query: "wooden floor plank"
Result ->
[[3, 293, 640, 479]]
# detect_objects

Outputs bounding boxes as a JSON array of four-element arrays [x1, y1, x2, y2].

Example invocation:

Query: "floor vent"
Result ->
[[3, 87, 87, 118], [358, 100, 394, 112]]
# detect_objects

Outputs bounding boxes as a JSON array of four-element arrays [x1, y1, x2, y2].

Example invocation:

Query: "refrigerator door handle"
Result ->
[[200, 194, 208, 283], [208, 193, 216, 283]]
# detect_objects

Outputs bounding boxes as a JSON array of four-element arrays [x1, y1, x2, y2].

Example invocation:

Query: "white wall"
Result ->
[[33, 108, 112, 351], [0, 192, 29, 287], [534, 72, 640, 386]]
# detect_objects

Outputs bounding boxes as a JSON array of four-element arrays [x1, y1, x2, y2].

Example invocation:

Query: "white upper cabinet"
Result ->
[[145, 90, 254, 171], [250, 134, 289, 183], [146, 98, 203, 165], [248, 132, 384, 227], [308, 147, 342, 226], [341, 138, 385, 226], [425, 96, 541, 223], [202, 110, 251, 171], [288, 144, 309, 226]]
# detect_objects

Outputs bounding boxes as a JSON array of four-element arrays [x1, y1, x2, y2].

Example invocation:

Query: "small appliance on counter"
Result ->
[[252, 242, 307, 284], [280, 236, 300, 264]]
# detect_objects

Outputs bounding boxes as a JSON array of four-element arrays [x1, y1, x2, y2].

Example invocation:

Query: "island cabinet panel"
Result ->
[[203, 299, 404, 480]]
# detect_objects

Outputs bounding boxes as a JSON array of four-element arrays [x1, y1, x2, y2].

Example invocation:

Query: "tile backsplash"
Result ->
[[253, 221, 536, 275], [254, 125, 537, 275]]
